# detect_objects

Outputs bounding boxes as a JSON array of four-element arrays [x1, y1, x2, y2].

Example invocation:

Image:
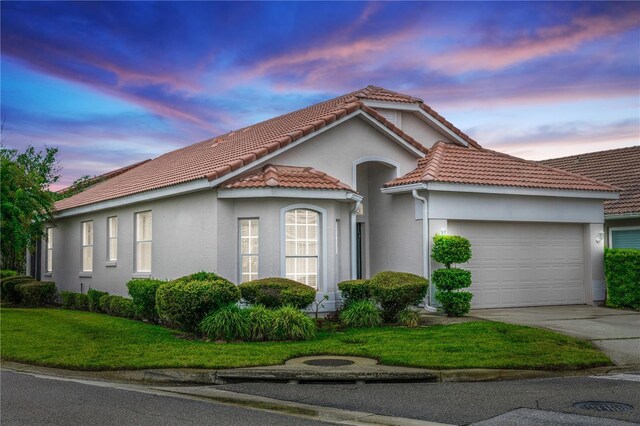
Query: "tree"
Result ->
[[1, 145, 60, 272]]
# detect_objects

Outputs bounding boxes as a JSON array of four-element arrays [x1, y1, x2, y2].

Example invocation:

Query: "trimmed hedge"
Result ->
[[99, 295, 137, 319], [59, 292, 90, 311], [370, 271, 429, 323], [172, 271, 223, 284], [432, 235, 472, 267], [87, 289, 109, 312], [127, 278, 165, 321], [337, 279, 372, 307], [1, 275, 33, 303], [605, 248, 640, 310], [239, 278, 316, 309], [431, 268, 472, 292], [16, 281, 57, 306], [156, 277, 240, 332]]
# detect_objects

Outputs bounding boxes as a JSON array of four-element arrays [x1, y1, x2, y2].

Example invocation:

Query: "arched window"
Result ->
[[284, 209, 319, 288]]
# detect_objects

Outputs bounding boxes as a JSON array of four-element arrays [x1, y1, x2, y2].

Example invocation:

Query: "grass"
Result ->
[[0, 307, 611, 371]]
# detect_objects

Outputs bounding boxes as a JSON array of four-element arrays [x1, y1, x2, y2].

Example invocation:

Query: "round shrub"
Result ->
[[272, 306, 316, 341], [1, 275, 33, 303], [431, 268, 471, 292], [87, 288, 109, 312], [432, 235, 472, 267], [73, 293, 90, 311], [16, 281, 57, 306], [246, 305, 275, 341], [173, 271, 223, 284], [339, 300, 382, 328], [59, 291, 77, 309], [435, 292, 473, 317], [239, 278, 316, 309], [337, 279, 372, 307], [370, 271, 429, 323], [396, 309, 420, 327], [199, 304, 250, 341], [99, 295, 137, 319], [127, 278, 165, 321], [156, 277, 240, 332]]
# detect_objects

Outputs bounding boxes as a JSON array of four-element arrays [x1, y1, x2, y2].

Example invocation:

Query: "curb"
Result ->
[[2, 360, 638, 386]]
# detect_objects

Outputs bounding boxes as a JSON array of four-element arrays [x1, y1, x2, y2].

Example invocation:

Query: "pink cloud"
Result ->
[[428, 11, 640, 73]]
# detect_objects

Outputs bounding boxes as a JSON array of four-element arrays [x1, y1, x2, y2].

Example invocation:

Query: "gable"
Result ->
[[393, 110, 456, 148]]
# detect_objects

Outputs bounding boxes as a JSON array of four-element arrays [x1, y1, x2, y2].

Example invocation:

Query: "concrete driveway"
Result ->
[[471, 305, 640, 366]]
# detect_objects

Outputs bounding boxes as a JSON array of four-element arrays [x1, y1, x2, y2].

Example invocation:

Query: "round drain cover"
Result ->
[[574, 401, 633, 412], [304, 359, 355, 367]]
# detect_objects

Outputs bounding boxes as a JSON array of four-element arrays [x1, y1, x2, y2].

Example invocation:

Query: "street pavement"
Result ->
[[219, 373, 640, 425]]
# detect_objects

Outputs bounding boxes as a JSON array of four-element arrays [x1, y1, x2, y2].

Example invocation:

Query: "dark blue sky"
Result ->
[[2, 1, 638, 188]]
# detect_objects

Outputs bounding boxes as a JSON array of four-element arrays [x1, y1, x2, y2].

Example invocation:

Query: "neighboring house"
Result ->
[[31, 86, 618, 310], [541, 146, 640, 250]]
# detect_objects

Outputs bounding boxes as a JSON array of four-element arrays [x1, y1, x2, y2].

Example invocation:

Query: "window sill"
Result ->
[[106, 261, 117, 267], [132, 272, 151, 279], [44, 272, 52, 278], [79, 272, 93, 278]]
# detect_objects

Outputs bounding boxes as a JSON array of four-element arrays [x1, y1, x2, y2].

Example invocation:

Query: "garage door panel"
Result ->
[[448, 222, 586, 309]]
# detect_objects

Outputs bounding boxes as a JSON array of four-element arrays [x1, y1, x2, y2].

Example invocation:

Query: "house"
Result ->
[[31, 86, 618, 310], [540, 146, 640, 250]]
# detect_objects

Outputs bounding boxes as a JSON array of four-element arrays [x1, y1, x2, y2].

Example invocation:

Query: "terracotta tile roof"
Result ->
[[56, 85, 448, 212], [540, 146, 640, 215], [56, 159, 151, 196], [221, 164, 355, 192], [385, 142, 617, 192]]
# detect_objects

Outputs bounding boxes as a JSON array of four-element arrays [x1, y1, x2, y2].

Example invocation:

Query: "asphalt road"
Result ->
[[0, 371, 331, 426], [220, 373, 640, 425]]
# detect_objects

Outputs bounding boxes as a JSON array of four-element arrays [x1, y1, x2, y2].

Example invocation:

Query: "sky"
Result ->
[[1, 1, 639, 190]]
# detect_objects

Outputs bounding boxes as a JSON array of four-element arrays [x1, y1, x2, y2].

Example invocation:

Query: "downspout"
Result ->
[[350, 200, 362, 279], [412, 189, 437, 312]]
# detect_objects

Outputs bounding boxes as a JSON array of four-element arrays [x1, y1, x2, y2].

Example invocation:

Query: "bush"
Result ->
[[340, 300, 382, 328], [435, 292, 473, 317], [1, 270, 18, 279], [99, 295, 137, 319], [127, 278, 165, 321], [239, 278, 316, 309], [60, 291, 76, 309], [172, 271, 223, 284], [15, 281, 57, 306], [156, 277, 240, 332], [370, 271, 429, 323], [431, 268, 472, 292], [1, 275, 32, 303], [337, 279, 372, 307], [432, 235, 472, 267], [605, 248, 640, 310], [272, 306, 316, 341], [73, 293, 90, 311], [245, 305, 275, 341], [199, 304, 250, 341], [87, 288, 109, 312], [396, 309, 420, 327]]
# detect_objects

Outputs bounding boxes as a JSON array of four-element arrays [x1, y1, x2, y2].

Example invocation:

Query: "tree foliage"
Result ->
[[1, 145, 60, 272]]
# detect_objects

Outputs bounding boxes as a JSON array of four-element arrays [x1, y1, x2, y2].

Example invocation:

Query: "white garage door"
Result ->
[[449, 222, 586, 309]]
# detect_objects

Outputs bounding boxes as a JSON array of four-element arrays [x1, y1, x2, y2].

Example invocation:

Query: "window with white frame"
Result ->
[[135, 211, 152, 272], [285, 209, 319, 288], [107, 216, 118, 262], [81, 221, 93, 272], [239, 219, 259, 282], [45, 227, 53, 273]]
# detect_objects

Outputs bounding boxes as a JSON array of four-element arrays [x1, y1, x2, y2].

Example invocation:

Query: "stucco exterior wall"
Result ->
[[399, 111, 454, 148], [42, 190, 217, 296]]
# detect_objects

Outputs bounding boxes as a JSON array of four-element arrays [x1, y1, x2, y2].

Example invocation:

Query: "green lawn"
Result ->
[[0, 308, 611, 371]]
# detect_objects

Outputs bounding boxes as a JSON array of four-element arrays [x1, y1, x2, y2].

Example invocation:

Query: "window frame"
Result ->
[[280, 204, 327, 291], [81, 220, 93, 273], [609, 226, 640, 249], [134, 210, 152, 273], [45, 227, 53, 273], [238, 218, 259, 283], [107, 216, 118, 264]]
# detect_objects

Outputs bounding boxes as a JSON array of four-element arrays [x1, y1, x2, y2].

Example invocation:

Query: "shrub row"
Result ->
[[605, 248, 640, 310], [1, 275, 57, 306], [199, 304, 316, 341], [337, 271, 428, 323]]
